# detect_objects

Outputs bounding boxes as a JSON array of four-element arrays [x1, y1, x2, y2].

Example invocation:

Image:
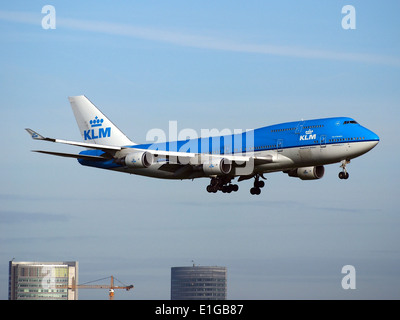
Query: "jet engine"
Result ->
[[286, 165, 325, 180], [117, 151, 154, 168], [203, 158, 232, 176]]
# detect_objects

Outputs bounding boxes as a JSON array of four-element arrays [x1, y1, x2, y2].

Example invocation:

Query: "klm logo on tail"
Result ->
[[84, 116, 111, 140]]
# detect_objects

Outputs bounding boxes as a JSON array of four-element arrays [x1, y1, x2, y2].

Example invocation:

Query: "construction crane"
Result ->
[[58, 275, 134, 300]]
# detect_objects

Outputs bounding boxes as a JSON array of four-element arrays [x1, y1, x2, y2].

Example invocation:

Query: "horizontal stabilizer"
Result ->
[[32, 150, 110, 161]]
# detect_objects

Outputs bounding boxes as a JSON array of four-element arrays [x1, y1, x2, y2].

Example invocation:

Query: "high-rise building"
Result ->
[[171, 265, 227, 300], [8, 261, 78, 300]]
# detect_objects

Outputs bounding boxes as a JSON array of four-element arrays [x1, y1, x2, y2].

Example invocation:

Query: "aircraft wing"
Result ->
[[26, 128, 274, 167], [25, 128, 122, 152]]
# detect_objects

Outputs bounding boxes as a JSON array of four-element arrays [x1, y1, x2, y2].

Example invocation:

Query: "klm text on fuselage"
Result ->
[[299, 130, 316, 141]]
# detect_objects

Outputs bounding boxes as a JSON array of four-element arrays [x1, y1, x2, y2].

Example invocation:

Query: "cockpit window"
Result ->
[[344, 120, 358, 124]]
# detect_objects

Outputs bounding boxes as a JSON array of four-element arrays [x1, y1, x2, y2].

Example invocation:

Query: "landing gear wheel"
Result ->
[[250, 174, 265, 194], [250, 187, 261, 195], [339, 172, 349, 179], [255, 180, 265, 188], [226, 184, 239, 192], [221, 185, 230, 193]]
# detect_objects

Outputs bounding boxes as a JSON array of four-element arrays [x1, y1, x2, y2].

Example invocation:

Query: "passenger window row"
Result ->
[[271, 128, 296, 133], [271, 124, 324, 133], [303, 125, 324, 129], [329, 137, 365, 142]]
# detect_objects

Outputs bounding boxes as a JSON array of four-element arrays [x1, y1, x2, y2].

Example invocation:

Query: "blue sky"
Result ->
[[1, 1, 399, 299]]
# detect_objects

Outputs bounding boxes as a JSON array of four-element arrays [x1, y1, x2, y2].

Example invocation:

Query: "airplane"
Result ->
[[26, 95, 379, 195]]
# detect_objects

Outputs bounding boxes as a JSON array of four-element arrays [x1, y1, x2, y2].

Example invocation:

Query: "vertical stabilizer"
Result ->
[[68, 95, 135, 146]]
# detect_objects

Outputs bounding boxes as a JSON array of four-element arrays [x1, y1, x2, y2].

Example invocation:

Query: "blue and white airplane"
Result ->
[[26, 95, 379, 195]]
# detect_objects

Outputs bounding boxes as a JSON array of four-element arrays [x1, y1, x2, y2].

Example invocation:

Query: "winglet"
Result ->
[[25, 128, 46, 140]]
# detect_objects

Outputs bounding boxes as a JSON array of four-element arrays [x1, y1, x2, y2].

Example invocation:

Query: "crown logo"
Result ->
[[90, 116, 104, 127], [305, 129, 313, 135]]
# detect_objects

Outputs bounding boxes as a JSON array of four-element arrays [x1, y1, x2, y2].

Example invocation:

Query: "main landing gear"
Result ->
[[250, 174, 266, 195], [206, 176, 239, 193], [206, 173, 267, 195], [339, 159, 350, 180]]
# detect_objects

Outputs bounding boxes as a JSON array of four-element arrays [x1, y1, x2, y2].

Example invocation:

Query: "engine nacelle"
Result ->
[[286, 166, 325, 180], [203, 158, 232, 176], [117, 151, 154, 168]]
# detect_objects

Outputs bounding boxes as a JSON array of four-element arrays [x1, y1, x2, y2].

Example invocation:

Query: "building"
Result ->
[[8, 261, 78, 300], [171, 265, 227, 300]]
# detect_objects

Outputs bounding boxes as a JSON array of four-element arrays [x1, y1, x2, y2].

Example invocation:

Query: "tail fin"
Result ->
[[68, 95, 135, 146]]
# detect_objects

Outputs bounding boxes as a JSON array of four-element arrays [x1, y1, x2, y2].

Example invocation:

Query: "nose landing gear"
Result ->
[[339, 160, 350, 180]]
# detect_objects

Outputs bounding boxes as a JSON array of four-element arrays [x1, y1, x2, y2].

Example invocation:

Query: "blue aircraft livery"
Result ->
[[26, 95, 379, 195]]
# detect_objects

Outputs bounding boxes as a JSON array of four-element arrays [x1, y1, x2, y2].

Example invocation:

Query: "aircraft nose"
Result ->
[[365, 129, 380, 149], [369, 130, 379, 142]]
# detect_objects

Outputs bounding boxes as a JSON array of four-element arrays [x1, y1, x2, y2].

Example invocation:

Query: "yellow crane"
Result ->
[[58, 275, 134, 300]]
